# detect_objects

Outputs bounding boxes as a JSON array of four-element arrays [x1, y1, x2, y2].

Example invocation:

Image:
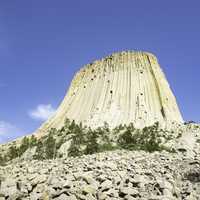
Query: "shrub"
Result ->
[[99, 143, 116, 152]]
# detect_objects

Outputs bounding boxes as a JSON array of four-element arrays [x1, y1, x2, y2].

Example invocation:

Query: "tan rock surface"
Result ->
[[35, 51, 183, 137]]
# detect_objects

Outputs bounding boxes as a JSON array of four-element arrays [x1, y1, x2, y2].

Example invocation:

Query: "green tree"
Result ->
[[8, 146, 19, 160], [68, 137, 83, 157], [67, 121, 86, 157], [118, 129, 138, 150], [69, 120, 76, 131], [84, 130, 99, 155], [117, 122, 165, 152], [140, 123, 162, 152], [44, 133, 56, 159], [34, 141, 45, 160], [0, 154, 6, 166], [29, 135, 37, 147]]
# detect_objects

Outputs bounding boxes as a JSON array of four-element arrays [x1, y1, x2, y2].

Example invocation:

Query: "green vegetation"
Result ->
[[0, 154, 6, 166], [84, 130, 99, 155], [8, 145, 19, 160], [30, 135, 37, 147], [34, 140, 45, 160], [67, 121, 170, 157], [0, 119, 173, 164], [0, 135, 39, 165], [117, 122, 167, 152], [68, 138, 83, 157], [44, 131, 56, 159]]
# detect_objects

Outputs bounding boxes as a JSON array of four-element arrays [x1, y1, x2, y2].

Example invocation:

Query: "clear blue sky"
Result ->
[[0, 0, 199, 142]]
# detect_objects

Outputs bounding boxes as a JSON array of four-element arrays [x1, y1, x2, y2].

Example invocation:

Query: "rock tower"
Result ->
[[35, 51, 183, 137]]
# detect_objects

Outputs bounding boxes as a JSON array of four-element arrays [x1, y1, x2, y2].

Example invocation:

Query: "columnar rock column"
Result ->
[[35, 51, 183, 137]]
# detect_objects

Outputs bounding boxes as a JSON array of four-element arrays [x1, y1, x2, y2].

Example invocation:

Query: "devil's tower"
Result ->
[[35, 51, 183, 137]]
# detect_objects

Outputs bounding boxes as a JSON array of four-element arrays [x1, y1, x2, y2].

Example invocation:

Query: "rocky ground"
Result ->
[[0, 123, 199, 200], [0, 149, 200, 200]]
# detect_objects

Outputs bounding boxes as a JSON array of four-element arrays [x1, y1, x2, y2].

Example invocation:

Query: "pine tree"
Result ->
[[44, 133, 56, 159], [69, 120, 76, 131], [8, 146, 19, 160], [84, 130, 99, 155], [30, 135, 37, 147], [0, 154, 5, 166], [68, 137, 83, 157], [34, 141, 44, 160]]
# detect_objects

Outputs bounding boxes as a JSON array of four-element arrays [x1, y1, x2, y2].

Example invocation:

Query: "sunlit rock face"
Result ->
[[35, 51, 183, 137]]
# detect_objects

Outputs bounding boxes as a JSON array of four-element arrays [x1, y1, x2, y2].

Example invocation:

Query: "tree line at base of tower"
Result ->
[[0, 119, 175, 166]]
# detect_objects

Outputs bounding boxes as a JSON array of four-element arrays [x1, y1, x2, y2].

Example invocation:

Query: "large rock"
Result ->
[[0, 149, 200, 199], [34, 51, 183, 137], [175, 131, 196, 155], [0, 178, 23, 199]]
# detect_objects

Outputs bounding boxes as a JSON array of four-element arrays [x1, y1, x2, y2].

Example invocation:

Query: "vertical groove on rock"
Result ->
[[148, 55, 165, 121]]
